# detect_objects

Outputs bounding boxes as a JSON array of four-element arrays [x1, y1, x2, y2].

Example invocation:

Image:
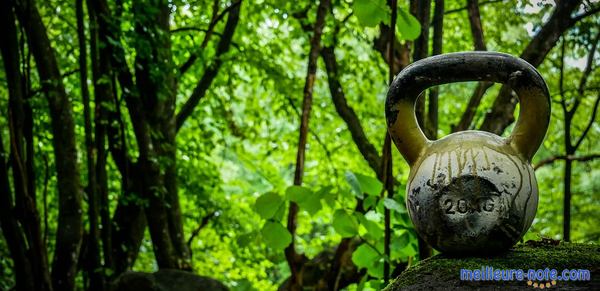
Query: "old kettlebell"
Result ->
[[385, 52, 550, 254]]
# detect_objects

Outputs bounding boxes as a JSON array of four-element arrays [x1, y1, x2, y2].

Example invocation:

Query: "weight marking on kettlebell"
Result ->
[[443, 197, 496, 215]]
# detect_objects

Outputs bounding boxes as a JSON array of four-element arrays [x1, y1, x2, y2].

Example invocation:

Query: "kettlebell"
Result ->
[[385, 52, 550, 254]]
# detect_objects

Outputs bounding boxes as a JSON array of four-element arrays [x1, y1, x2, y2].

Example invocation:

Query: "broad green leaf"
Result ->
[[300, 195, 322, 215], [237, 231, 258, 248], [352, 243, 384, 278], [363, 195, 378, 210], [346, 171, 364, 199], [353, 0, 390, 27], [357, 212, 383, 240], [398, 242, 418, 258], [352, 244, 379, 268], [254, 192, 284, 219], [286, 186, 322, 215], [390, 230, 411, 259], [317, 186, 336, 208], [285, 185, 312, 203], [384, 197, 407, 213], [346, 171, 383, 198], [332, 209, 359, 237], [261, 221, 292, 250], [396, 8, 421, 40]]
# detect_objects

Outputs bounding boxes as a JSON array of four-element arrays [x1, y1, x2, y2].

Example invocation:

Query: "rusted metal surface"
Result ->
[[385, 52, 550, 254]]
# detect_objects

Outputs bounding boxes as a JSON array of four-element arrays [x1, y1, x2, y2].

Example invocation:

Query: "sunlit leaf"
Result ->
[[396, 8, 421, 40], [353, 0, 390, 27], [333, 209, 359, 237], [254, 192, 284, 220], [261, 221, 292, 250]]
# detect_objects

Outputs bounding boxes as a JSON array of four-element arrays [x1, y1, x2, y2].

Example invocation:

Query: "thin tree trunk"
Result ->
[[13, 0, 84, 289], [285, 0, 330, 288], [0, 8, 38, 288], [1, 2, 52, 290], [87, 6, 114, 274], [427, 0, 444, 138], [411, 0, 431, 129], [77, 0, 103, 288], [453, 0, 492, 132], [410, 0, 433, 261], [563, 158, 572, 242]]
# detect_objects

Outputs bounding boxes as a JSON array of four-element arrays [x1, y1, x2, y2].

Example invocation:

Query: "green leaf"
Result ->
[[346, 171, 383, 198], [363, 195, 378, 210], [285, 185, 312, 203], [353, 0, 390, 27], [300, 195, 322, 215], [352, 244, 379, 268], [254, 192, 284, 220], [261, 221, 292, 250], [317, 186, 336, 208], [286, 186, 322, 215], [357, 212, 383, 240], [352, 243, 384, 278], [390, 230, 411, 259], [237, 231, 258, 248], [332, 209, 359, 237], [396, 8, 421, 40], [383, 197, 407, 213]]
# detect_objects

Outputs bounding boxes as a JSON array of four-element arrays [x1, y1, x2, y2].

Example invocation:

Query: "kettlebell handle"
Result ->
[[385, 52, 550, 165]]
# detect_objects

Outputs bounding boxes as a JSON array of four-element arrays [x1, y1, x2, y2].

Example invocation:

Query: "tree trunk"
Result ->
[[563, 158, 572, 242], [410, 0, 433, 261], [285, 0, 330, 288], [13, 0, 84, 289], [76, 0, 104, 288], [453, 0, 492, 132]]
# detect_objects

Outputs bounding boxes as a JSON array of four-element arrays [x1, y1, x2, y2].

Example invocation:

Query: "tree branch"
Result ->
[[534, 154, 600, 170], [570, 30, 600, 114], [570, 5, 600, 25], [479, 0, 584, 134], [321, 46, 382, 178], [178, 0, 241, 74], [175, 0, 241, 132], [444, 0, 502, 15], [573, 92, 600, 151], [453, 0, 490, 132], [186, 211, 216, 249]]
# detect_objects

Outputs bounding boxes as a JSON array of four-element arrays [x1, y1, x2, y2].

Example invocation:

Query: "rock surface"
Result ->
[[384, 242, 599, 290], [110, 269, 228, 291]]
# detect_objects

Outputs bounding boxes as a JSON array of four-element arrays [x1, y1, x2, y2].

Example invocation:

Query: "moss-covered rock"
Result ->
[[385, 242, 600, 290]]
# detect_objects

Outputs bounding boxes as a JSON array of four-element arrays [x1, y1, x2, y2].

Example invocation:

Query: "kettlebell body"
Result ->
[[386, 52, 550, 254]]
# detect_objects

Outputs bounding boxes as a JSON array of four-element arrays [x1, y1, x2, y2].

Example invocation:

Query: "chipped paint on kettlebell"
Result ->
[[406, 131, 538, 253]]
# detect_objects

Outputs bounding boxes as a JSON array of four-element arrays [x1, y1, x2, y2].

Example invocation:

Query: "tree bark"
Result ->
[[410, 0, 431, 129], [175, 0, 242, 132], [453, 0, 492, 132], [410, 0, 433, 261], [0, 7, 40, 291], [13, 0, 84, 289], [285, 0, 330, 288], [321, 46, 382, 178], [427, 0, 444, 138], [76, 0, 103, 288]]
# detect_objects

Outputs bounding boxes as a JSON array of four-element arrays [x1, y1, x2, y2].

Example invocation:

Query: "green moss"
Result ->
[[385, 242, 600, 290]]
